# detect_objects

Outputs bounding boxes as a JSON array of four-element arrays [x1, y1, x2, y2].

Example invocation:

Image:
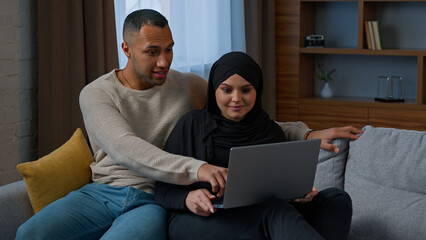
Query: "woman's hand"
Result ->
[[294, 186, 319, 204], [185, 189, 217, 216]]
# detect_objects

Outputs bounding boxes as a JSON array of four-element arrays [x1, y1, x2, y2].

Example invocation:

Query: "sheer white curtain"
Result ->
[[114, 0, 245, 79]]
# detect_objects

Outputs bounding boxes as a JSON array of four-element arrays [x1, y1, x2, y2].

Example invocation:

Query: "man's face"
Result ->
[[126, 24, 174, 89]]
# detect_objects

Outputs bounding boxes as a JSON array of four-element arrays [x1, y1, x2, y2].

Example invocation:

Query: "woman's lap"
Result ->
[[168, 188, 351, 240], [169, 198, 323, 240]]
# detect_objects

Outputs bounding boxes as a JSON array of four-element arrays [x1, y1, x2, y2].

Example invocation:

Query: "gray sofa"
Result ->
[[0, 180, 33, 240], [1, 125, 425, 239], [314, 125, 426, 240]]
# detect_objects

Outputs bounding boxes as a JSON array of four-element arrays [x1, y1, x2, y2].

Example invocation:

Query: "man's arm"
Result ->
[[276, 121, 311, 141], [307, 126, 363, 153], [276, 121, 363, 153], [80, 74, 227, 194], [79, 85, 205, 185]]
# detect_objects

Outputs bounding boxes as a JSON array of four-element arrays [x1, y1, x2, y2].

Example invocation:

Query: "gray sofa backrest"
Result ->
[[345, 126, 426, 240], [315, 126, 426, 240]]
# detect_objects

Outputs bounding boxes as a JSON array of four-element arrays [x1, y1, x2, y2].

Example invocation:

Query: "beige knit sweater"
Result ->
[[79, 69, 309, 194]]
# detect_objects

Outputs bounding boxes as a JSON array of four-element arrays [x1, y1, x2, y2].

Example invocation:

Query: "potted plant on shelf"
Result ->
[[315, 63, 336, 99]]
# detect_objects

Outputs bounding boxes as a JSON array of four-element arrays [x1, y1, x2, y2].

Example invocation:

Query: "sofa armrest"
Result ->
[[0, 180, 34, 239]]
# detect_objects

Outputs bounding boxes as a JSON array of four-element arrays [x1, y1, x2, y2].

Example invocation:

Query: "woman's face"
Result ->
[[215, 74, 257, 122]]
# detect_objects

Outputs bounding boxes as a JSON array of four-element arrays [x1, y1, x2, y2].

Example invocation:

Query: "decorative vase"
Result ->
[[321, 82, 333, 99]]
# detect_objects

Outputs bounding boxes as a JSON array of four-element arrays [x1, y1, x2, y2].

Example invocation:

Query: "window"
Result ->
[[114, 0, 245, 79]]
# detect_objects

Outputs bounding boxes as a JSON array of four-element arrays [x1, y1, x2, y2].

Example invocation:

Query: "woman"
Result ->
[[155, 52, 352, 239]]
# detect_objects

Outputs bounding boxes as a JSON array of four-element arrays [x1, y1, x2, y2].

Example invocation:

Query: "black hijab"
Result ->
[[164, 51, 285, 165], [204, 51, 285, 149]]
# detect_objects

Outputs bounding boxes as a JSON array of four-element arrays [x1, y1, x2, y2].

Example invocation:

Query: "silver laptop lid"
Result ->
[[219, 139, 321, 209]]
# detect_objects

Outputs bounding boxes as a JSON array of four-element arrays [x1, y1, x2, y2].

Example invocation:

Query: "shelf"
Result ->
[[299, 96, 423, 109], [275, 0, 426, 131], [364, 0, 426, 2], [300, 48, 426, 56], [301, 0, 358, 2], [301, 0, 426, 2]]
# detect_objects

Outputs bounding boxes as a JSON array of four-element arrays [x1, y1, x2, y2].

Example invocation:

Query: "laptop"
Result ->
[[212, 139, 321, 209]]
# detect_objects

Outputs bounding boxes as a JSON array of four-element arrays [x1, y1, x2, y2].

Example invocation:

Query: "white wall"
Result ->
[[0, 0, 38, 186]]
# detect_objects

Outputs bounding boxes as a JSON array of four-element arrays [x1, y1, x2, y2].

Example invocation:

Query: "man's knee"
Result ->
[[144, 205, 168, 239], [147, 204, 168, 228], [104, 204, 168, 240], [16, 220, 43, 240]]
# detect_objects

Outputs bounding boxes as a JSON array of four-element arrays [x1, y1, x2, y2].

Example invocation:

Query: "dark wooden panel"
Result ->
[[276, 55, 299, 100], [299, 104, 369, 130], [369, 108, 426, 131], [276, 101, 299, 122], [275, 0, 301, 116]]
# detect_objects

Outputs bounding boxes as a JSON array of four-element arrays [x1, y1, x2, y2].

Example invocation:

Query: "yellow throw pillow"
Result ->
[[17, 128, 93, 213]]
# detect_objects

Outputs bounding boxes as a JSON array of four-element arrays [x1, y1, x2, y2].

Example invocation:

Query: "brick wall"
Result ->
[[0, 0, 38, 186]]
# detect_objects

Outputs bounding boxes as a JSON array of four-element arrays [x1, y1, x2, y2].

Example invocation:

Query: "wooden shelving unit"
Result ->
[[275, 0, 426, 131]]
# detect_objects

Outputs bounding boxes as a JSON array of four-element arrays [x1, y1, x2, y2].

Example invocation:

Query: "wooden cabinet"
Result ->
[[298, 103, 368, 130], [275, 0, 426, 131]]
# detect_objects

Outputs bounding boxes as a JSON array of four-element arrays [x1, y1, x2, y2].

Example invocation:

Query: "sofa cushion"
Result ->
[[0, 180, 34, 240], [314, 138, 351, 191], [17, 128, 93, 213], [345, 125, 426, 240]]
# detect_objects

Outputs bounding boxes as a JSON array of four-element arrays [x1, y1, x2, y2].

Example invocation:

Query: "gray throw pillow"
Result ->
[[314, 138, 351, 191], [345, 125, 426, 240]]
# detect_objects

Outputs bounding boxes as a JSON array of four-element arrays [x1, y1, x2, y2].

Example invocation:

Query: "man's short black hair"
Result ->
[[123, 9, 168, 39]]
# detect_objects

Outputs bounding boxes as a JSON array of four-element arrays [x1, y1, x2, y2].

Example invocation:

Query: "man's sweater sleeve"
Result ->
[[79, 85, 206, 185], [276, 121, 311, 141]]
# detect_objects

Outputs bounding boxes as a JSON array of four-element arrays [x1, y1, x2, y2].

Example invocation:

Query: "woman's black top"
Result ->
[[154, 51, 286, 211]]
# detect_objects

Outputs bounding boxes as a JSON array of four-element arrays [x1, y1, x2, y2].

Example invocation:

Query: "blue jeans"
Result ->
[[16, 183, 168, 240]]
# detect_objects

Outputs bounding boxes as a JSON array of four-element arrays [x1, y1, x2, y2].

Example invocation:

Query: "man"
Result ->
[[17, 9, 361, 240]]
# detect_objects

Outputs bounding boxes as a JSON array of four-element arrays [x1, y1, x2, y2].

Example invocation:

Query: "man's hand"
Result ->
[[294, 186, 319, 204], [307, 126, 363, 153], [185, 189, 216, 216], [197, 164, 227, 197]]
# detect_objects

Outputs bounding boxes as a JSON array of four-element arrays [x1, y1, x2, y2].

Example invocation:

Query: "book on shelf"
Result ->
[[371, 20, 382, 50], [364, 21, 373, 50], [367, 21, 376, 50], [364, 20, 382, 50]]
